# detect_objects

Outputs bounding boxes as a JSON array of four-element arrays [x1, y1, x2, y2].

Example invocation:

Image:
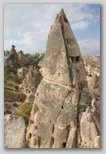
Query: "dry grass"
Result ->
[[12, 102, 32, 125]]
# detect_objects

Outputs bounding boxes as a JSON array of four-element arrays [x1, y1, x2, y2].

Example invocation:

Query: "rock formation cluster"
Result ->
[[4, 46, 43, 148], [4, 45, 43, 115]]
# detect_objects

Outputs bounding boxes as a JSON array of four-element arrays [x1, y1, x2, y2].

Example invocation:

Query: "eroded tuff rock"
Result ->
[[17, 67, 28, 83], [20, 65, 42, 95], [4, 114, 27, 148], [78, 83, 100, 148], [26, 9, 88, 148], [4, 46, 43, 114], [83, 56, 100, 89], [5, 45, 19, 73]]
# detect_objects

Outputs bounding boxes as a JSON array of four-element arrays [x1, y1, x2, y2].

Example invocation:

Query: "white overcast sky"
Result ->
[[4, 4, 100, 55]]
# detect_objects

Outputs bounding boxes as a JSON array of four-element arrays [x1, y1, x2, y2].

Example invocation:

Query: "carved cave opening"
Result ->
[[50, 137, 54, 148], [71, 56, 80, 63], [38, 136, 41, 148], [62, 142, 66, 148]]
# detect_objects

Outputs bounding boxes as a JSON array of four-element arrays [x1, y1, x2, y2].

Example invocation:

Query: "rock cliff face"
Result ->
[[26, 9, 88, 148]]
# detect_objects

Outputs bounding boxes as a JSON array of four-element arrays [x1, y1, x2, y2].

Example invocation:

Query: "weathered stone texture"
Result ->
[[26, 79, 79, 148], [20, 65, 42, 94], [4, 114, 26, 148], [26, 9, 88, 148]]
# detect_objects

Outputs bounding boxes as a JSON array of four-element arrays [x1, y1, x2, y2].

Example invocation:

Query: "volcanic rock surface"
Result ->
[[4, 114, 27, 148], [26, 9, 92, 148]]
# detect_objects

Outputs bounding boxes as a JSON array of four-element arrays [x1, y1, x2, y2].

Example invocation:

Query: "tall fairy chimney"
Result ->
[[26, 9, 88, 148]]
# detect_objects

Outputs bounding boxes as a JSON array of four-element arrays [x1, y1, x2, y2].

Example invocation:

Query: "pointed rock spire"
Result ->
[[40, 8, 87, 88], [26, 9, 88, 148]]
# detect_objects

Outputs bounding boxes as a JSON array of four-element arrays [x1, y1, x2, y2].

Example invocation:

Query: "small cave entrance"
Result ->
[[71, 56, 80, 63], [35, 126, 38, 130], [76, 56, 80, 62], [38, 136, 41, 148], [28, 133, 32, 139], [62, 142, 66, 148], [61, 105, 64, 109], [50, 137, 54, 148]]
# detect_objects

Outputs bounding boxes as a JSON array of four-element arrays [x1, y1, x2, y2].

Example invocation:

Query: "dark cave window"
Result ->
[[38, 136, 41, 148], [71, 57, 76, 63], [76, 56, 80, 62], [62, 142, 66, 148], [61, 106, 64, 109], [28, 133, 32, 139], [50, 137, 54, 148], [71, 56, 80, 63], [35, 126, 38, 130]]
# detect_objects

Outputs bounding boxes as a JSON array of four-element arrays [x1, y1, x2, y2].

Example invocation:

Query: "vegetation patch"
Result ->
[[12, 102, 33, 125]]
